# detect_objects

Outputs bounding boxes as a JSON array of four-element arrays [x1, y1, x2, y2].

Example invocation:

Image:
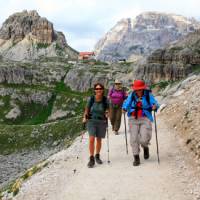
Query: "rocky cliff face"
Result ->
[[95, 12, 200, 62], [0, 10, 78, 61], [64, 61, 132, 92], [159, 74, 200, 165], [134, 30, 200, 83]]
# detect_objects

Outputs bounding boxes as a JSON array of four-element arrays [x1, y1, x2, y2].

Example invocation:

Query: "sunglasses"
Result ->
[[115, 83, 121, 85], [95, 88, 103, 90]]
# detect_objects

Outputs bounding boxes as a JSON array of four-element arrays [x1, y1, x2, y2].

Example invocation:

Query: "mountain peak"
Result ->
[[0, 10, 78, 61], [95, 12, 200, 62]]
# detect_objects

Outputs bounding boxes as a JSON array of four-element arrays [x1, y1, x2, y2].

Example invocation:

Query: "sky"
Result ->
[[0, 0, 200, 51]]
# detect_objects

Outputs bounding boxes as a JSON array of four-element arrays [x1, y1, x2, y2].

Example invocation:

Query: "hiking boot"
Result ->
[[95, 154, 103, 164], [133, 155, 140, 166], [87, 156, 95, 168], [114, 130, 119, 135], [143, 146, 149, 160]]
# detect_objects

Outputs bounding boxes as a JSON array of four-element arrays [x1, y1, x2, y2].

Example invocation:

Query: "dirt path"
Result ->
[[12, 115, 200, 200]]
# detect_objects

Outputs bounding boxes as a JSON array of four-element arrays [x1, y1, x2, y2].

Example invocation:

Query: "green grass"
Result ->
[[151, 81, 172, 90], [55, 80, 92, 96], [55, 43, 63, 51], [0, 116, 83, 155], [0, 96, 12, 121], [0, 83, 51, 91], [0, 78, 92, 155], [192, 65, 200, 74], [89, 68, 110, 75], [36, 43, 49, 49], [0, 82, 89, 125], [94, 60, 109, 65], [120, 62, 133, 67], [4, 95, 56, 125], [169, 46, 183, 52]]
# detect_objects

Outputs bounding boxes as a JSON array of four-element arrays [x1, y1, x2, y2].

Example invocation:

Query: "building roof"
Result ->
[[79, 52, 95, 56]]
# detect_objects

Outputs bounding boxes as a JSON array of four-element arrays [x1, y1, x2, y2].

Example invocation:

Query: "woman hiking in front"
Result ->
[[83, 83, 109, 168], [122, 80, 159, 166]]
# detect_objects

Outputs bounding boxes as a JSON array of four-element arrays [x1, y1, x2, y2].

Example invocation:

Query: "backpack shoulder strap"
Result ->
[[102, 96, 108, 110], [88, 96, 95, 110], [145, 90, 150, 105], [131, 91, 136, 104], [88, 95, 108, 111], [111, 86, 115, 93]]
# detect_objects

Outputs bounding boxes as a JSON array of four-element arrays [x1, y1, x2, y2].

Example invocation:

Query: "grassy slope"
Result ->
[[0, 80, 90, 155]]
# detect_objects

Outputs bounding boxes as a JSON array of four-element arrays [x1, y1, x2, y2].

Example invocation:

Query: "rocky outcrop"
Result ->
[[64, 68, 109, 92], [0, 87, 52, 105], [0, 10, 78, 61], [159, 74, 200, 164], [5, 106, 21, 120], [95, 12, 200, 62], [0, 10, 53, 44], [0, 58, 68, 86], [134, 30, 200, 83], [64, 62, 131, 92]]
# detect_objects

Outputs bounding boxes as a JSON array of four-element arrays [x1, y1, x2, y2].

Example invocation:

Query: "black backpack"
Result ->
[[87, 96, 108, 119]]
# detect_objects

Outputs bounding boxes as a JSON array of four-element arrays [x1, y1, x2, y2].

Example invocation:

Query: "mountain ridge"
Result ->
[[0, 10, 78, 61], [94, 11, 200, 62]]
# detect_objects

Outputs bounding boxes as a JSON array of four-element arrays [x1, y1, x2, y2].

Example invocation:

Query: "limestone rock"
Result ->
[[48, 110, 70, 121], [5, 106, 21, 120], [160, 74, 200, 162], [95, 12, 200, 62], [134, 30, 200, 83], [0, 10, 78, 61]]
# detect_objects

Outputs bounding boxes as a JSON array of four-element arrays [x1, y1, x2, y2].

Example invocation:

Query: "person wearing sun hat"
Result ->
[[122, 79, 159, 166], [108, 79, 127, 135]]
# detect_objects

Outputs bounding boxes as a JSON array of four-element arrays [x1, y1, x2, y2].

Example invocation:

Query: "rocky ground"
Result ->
[[159, 74, 200, 165], [0, 148, 59, 189], [1, 114, 199, 200]]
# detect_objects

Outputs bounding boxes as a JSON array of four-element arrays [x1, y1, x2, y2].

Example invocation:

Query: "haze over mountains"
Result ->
[[94, 12, 200, 63]]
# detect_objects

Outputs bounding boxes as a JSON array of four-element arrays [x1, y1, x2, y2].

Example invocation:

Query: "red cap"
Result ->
[[132, 80, 147, 91]]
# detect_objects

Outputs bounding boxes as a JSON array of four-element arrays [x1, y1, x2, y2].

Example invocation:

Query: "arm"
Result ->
[[149, 93, 160, 111], [122, 92, 133, 111], [107, 87, 113, 99], [105, 98, 110, 118], [123, 90, 128, 100], [82, 97, 91, 122]]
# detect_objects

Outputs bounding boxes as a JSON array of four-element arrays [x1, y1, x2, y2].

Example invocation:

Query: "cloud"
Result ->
[[0, 0, 200, 51]]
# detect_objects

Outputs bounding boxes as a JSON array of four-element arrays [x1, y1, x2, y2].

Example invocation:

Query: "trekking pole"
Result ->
[[106, 119, 110, 164], [77, 122, 87, 160], [80, 122, 86, 143], [123, 112, 128, 154], [154, 111, 160, 164]]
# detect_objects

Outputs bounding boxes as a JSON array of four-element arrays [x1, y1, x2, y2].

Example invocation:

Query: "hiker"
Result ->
[[122, 80, 159, 166], [108, 79, 127, 135], [83, 83, 109, 168]]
